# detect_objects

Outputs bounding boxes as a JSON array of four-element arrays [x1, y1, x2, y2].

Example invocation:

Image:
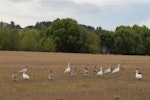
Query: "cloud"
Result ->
[[38, 0, 101, 13], [0, 0, 40, 25], [140, 18, 150, 28], [39, 0, 73, 7], [134, 0, 150, 3], [8, 0, 32, 3], [1, 0, 150, 30], [72, 0, 128, 7]]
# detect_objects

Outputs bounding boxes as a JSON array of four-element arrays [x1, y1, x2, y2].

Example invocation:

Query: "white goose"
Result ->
[[104, 67, 112, 74], [12, 70, 18, 81], [64, 63, 71, 73], [135, 68, 143, 79], [96, 67, 103, 76], [112, 64, 120, 73], [22, 71, 29, 80]]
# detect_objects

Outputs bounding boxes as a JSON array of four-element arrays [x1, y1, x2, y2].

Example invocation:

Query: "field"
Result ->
[[0, 51, 150, 100]]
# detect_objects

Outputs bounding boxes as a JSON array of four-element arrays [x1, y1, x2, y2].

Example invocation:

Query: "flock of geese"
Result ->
[[12, 63, 143, 81], [12, 65, 29, 81]]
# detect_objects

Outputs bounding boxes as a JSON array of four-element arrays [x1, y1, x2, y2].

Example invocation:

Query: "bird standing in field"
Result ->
[[48, 69, 54, 80], [112, 64, 120, 73], [22, 71, 29, 80], [135, 68, 143, 80], [93, 65, 97, 75], [96, 67, 103, 76], [104, 65, 113, 74], [84, 66, 89, 76], [64, 63, 71, 73], [12, 69, 18, 81], [71, 67, 77, 76]]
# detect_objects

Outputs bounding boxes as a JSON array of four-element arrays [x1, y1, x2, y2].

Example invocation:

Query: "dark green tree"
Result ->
[[114, 26, 135, 54], [20, 29, 40, 51], [0, 27, 20, 50], [47, 18, 81, 52], [41, 37, 56, 52]]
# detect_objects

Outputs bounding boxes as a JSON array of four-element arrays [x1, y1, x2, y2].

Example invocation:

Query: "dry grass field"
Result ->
[[0, 51, 150, 100]]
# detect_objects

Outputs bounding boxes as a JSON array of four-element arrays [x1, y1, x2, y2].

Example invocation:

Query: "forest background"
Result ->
[[0, 18, 150, 55]]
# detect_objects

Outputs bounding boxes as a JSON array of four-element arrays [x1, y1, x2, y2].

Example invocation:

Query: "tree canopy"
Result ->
[[0, 19, 150, 55]]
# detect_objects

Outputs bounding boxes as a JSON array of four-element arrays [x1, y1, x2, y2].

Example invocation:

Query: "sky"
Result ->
[[0, 0, 150, 31]]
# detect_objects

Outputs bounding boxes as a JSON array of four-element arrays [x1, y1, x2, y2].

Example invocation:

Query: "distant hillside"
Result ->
[[25, 21, 95, 31], [0, 21, 9, 27], [0, 20, 21, 29], [26, 21, 52, 30]]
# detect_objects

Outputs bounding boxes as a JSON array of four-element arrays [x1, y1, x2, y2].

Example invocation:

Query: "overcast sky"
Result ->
[[0, 0, 150, 30]]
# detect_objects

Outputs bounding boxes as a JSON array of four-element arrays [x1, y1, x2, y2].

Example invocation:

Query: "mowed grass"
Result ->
[[0, 51, 150, 100]]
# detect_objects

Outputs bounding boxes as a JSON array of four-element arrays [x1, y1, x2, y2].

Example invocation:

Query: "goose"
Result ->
[[104, 65, 113, 74], [96, 67, 103, 76], [64, 63, 71, 73], [93, 65, 97, 75], [22, 71, 29, 80], [112, 64, 120, 73], [48, 69, 54, 80], [135, 68, 143, 80], [12, 70, 18, 81], [84, 66, 89, 76], [71, 67, 76, 76]]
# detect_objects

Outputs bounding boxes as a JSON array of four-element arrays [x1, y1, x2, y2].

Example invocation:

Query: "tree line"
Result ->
[[0, 18, 150, 55]]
